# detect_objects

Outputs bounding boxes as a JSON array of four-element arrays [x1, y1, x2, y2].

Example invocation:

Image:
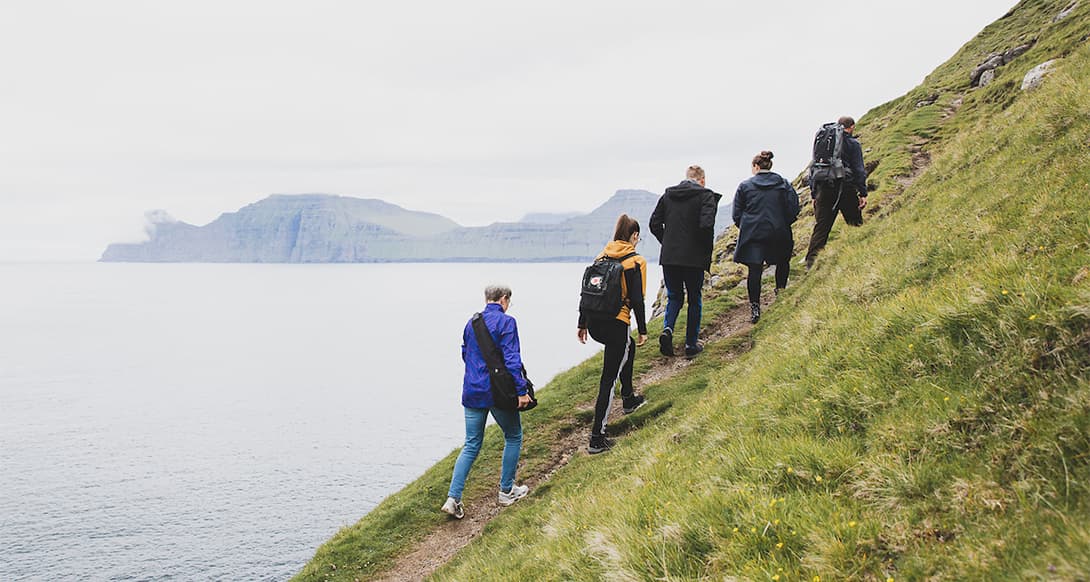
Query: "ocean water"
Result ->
[[0, 262, 661, 581]]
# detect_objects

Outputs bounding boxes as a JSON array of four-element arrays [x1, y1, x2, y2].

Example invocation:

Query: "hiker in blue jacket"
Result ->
[[733, 151, 800, 323], [441, 284, 532, 520]]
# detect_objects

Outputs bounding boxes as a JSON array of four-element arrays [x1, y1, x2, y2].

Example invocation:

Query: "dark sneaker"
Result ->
[[587, 436, 615, 454], [684, 343, 704, 359], [622, 394, 646, 414], [750, 302, 761, 324], [658, 328, 674, 356], [441, 496, 464, 519], [803, 257, 815, 271]]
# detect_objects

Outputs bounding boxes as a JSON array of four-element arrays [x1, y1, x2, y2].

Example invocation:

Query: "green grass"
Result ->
[[297, 2, 1090, 579]]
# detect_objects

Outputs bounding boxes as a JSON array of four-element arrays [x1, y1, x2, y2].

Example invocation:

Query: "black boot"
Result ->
[[750, 302, 761, 324]]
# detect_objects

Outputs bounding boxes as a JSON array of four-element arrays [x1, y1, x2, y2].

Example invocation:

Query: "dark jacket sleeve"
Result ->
[[699, 191, 719, 231], [732, 184, 746, 227], [784, 180, 800, 224], [624, 265, 647, 335], [845, 137, 868, 197], [649, 197, 666, 243], [577, 310, 587, 329]]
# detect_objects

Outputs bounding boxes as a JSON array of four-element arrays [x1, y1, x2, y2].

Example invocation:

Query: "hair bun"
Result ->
[[760, 150, 774, 160]]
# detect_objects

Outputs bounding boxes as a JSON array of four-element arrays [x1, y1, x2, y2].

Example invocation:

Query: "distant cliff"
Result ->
[[100, 190, 731, 263]]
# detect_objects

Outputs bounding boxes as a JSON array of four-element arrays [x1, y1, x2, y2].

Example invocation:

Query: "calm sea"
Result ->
[[0, 262, 661, 581]]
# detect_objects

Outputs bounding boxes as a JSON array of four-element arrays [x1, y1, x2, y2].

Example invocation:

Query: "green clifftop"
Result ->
[[297, 1, 1090, 579]]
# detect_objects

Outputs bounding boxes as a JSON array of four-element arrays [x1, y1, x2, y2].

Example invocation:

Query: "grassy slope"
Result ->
[[298, 1, 1090, 579]]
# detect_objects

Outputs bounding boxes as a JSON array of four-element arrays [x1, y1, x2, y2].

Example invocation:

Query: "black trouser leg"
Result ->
[[805, 183, 839, 262], [775, 260, 790, 289], [587, 318, 633, 437], [840, 191, 864, 227], [746, 263, 763, 304]]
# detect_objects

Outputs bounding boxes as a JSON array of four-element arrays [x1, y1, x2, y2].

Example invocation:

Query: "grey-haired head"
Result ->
[[484, 284, 513, 303]]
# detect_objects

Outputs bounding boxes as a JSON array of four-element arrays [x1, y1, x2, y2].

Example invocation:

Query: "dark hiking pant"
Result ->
[[587, 317, 635, 437], [805, 181, 863, 263], [746, 261, 789, 304]]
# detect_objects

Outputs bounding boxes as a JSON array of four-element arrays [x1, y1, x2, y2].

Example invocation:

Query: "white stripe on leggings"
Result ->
[[599, 335, 631, 435]]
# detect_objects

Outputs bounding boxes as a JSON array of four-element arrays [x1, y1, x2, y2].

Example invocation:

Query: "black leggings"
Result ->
[[746, 261, 789, 304], [586, 317, 635, 437]]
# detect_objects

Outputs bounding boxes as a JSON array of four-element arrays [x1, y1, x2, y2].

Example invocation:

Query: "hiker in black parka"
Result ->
[[804, 115, 868, 268], [649, 164, 722, 359], [733, 150, 800, 323]]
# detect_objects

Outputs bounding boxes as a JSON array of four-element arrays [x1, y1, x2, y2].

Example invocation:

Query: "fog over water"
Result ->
[[0, 262, 659, 580]]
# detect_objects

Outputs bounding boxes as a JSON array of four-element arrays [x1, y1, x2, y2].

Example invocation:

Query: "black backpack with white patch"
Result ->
[[578, 252, 637, 319]]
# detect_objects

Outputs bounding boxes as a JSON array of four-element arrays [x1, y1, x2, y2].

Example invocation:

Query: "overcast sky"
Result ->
[[1, 1, 1014, 261]]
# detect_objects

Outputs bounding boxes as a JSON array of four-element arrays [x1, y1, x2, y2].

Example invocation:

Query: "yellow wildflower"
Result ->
[[848, 521, 857, 527], [944, 396, 950, 402], [815, 476, 823, 483], [908, 343, 914, 350], [1001, 290, 1009, 295], [774, 519, 781, 525], [751, 527, 758, 533], [787, 467, 793, 473], [776, 542, 784, 548], [1029, 314, 1037, 321], [814, 577, 820, 582], [772, 576, 780, 581], [733, 527, 739, 533]]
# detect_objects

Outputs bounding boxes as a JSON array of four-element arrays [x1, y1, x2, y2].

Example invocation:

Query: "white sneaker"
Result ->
[[497, 484, 529, 506], [441, 496, 464, 519]]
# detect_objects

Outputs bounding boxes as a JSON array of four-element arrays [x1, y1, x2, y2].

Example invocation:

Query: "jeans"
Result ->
[[447, 406, 522, 501], [662, 265, 705, 348], [586, 317, 635, 437]]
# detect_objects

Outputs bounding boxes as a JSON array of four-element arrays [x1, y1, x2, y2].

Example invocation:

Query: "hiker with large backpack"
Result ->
[[576, 214, 649, 454], [441, 284, 533, 520], [732, 151, 801, 323], [649, 165, 722, 358], [804, 115, 869, 269]]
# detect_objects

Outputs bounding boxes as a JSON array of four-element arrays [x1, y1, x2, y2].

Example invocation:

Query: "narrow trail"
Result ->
[[372, 292, 771, 582], [867, 96, 957, 217]]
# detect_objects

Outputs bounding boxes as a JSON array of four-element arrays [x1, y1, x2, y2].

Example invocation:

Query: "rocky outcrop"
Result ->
[[1054, 1, 1078, 22], [969, 41, 1036, 86], [1021, 59, 1058, 90]]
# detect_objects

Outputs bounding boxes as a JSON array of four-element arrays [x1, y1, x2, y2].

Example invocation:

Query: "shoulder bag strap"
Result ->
[[471, 312, 506, 372]]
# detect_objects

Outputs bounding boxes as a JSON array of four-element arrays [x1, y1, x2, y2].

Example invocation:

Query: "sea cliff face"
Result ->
[[101, 189, 733, 263]]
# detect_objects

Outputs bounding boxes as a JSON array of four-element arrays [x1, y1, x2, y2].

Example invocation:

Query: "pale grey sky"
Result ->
[[1, 0, 1014, 260]]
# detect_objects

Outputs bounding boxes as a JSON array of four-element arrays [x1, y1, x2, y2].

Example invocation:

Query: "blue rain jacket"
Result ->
[[461, 302, 526, 408]]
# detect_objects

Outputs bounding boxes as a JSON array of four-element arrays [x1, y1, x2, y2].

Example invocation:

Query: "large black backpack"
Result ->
[[578, 252, 637, 318], [810, 122, 849, 184]]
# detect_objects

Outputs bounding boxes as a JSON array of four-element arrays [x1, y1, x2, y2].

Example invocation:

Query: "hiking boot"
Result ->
[[750, 302, 761, 324], [684, 343, 704, 359], [658, 328, 674, 356], [622, 394, 646, 414], [498, 483, 529, 506], [587, 435, 615, 454], [441, 496, 464, 519]]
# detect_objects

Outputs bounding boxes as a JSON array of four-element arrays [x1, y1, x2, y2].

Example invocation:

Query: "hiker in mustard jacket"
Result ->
[[732, 151, 800, 324], [577, 214, 649, 454]]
